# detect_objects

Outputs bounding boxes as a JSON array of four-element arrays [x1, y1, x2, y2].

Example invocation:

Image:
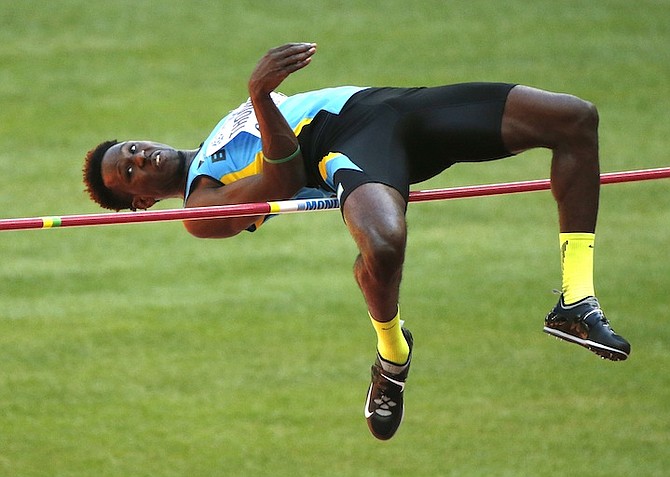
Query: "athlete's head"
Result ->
[[83, 140, 128, 210], [83, 140, 188, 211]]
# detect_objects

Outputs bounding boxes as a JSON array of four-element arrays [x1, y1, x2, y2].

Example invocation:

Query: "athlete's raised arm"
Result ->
[[184, 43, 316, 238]]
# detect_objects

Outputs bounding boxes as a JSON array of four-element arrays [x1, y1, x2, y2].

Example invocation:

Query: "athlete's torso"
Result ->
[[184, 86, 367, 202]]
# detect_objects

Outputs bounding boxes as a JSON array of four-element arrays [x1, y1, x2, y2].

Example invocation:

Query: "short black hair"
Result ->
[[82, 140, 134, 211]]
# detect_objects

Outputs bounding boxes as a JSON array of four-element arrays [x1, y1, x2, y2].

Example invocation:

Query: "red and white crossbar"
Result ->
[[1, 166, 668, 232]]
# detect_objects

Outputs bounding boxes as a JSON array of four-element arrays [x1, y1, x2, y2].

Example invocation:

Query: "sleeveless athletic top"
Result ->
[[185, 86, 366, 203]]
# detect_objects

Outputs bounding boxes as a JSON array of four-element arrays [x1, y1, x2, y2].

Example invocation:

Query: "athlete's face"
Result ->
[[101, 141, 186, 204]]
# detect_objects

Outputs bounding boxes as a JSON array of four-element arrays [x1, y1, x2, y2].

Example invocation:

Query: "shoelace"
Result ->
[[371, 382, 399, 416]]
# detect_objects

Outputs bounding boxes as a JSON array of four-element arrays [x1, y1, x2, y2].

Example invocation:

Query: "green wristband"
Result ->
[[262, 145, 301, 164]]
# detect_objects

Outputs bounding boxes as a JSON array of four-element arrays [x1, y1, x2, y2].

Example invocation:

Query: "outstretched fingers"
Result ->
[[272, 42, 317, 72], [249, 43, 317, 95]]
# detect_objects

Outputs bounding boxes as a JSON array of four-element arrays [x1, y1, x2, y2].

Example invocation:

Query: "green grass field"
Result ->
[[1, 1, 669, 475]]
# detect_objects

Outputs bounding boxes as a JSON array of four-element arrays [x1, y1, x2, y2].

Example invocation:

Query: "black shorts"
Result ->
[[300, 83, 517, 206]]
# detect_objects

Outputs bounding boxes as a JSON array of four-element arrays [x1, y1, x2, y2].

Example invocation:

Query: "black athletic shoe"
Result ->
[[544, 295, 630, 361], [364, 328, 413, 440]]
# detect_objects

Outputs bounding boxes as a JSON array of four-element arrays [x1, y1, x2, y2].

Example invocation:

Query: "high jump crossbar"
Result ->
[[1, 166, 668, 232]]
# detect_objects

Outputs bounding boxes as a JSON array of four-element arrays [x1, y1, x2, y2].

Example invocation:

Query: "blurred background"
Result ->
[[1, 1, 668, 475]]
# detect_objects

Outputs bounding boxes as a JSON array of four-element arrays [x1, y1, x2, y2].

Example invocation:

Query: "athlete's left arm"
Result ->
[[183, 43, 317, 238]]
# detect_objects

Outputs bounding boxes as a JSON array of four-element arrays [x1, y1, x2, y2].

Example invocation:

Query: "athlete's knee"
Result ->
[[364, 222, 406, 270], [357, 220, 407, 282], [561, 95, 599, 144], [539, 92, 599, 152]]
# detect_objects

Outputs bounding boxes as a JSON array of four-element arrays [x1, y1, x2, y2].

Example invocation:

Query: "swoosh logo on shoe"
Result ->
[[364, 384, 375, 418]]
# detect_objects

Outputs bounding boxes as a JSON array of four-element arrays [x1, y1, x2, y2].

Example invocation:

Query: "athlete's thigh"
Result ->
[[398, 83, 515, 182], [501, 85, 592, 153]]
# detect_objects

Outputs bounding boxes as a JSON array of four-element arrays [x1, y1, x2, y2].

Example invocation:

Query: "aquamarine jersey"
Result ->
[[185, 86, 367, 210]]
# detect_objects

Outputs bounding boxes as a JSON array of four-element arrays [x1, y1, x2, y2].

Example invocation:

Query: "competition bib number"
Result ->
[[205, 92, 287, 156]]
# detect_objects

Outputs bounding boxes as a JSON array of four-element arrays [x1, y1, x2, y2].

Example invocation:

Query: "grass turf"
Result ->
[[1, 1, 669, 475]]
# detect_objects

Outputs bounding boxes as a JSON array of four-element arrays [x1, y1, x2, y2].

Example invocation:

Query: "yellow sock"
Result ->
[[369, 307, 409, 365], [560, 232, 596, 304]]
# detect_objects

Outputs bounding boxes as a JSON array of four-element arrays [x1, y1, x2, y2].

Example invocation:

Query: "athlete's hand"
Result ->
[[248, 43, 316, 97]]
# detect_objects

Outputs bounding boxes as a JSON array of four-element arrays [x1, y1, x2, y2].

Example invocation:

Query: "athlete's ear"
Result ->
[[131, 196, 158, 210]]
